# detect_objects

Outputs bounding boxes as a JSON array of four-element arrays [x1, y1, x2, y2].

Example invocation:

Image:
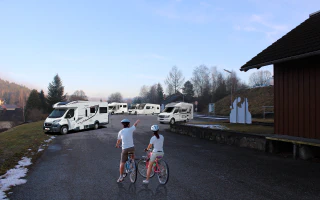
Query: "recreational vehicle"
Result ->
[[43, 101, 109, 135], [158, 102, 193, 124], [128, 103, 139, 115], [136, 103, 160, 115], [108, 102, 128, 114]]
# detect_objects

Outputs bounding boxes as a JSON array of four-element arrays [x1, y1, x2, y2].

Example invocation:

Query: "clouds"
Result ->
[[150, 1, 221, 24], [234, 13, 290, 42]]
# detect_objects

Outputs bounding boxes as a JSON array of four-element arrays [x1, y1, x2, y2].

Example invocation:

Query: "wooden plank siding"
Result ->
[[274, 55, 320, 139]]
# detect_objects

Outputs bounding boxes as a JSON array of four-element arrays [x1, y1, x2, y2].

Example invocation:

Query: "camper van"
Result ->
[[128, 103, 139, 115], [158, 102, 193, 124], [136, 103, 160, 115], [108, 102, 128, 114], [43, 101, 109, 135]]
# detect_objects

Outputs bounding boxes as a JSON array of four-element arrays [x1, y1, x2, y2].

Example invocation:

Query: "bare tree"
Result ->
[[191, 65, 210, 97], [69, 90, 88, 101], [166, 84, 174, 96], [249, 70, 272, 87], [139, 85, 150, 102], [108, 92, 123, 103], [164, 66, 185, 94]]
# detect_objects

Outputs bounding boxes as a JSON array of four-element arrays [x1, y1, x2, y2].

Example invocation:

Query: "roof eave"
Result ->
[[240, 49, 320, 72]]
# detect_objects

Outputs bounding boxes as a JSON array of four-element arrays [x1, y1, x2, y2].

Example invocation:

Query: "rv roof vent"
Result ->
[[309, 10, 320, 17], [57, 102, 70, 105]]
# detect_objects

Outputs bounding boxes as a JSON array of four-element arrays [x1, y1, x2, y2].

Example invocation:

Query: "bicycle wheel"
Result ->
[[137, 159, 155, 178], [129, 160, 137, 183], [157, 160, 169, 185]]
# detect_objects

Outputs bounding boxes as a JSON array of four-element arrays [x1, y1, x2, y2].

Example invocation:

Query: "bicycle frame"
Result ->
[[145, 151, 162, 173]]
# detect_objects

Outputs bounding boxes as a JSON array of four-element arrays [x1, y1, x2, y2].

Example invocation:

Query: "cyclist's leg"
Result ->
[[118, 149, 128, 182]]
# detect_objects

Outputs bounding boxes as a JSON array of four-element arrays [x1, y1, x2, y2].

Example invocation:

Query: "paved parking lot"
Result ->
[[8, 114, 320, 200]]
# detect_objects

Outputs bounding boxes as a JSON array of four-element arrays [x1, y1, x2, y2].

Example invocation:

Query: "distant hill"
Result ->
[[214, 86, 274, 118], [0, 78, 31, 107]]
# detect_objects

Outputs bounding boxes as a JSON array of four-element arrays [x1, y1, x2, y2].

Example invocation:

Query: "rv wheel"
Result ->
[[94, 122, 99, 130], [60, 126, 68, 135], [111, 112, 114, 115], [170, 118, 175, 125]]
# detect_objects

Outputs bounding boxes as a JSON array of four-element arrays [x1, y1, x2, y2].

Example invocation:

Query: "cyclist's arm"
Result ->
[[133, 119, 140, 127], [145, 144, 152, 151], [115, 139, 121, 148]]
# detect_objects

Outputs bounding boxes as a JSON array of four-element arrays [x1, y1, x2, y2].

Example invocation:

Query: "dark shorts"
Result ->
[[121, 147, 135, 163]]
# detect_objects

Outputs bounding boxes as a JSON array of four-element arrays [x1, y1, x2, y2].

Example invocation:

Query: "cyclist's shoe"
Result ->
[[117, 176, 124, 183], [142, 179, 149, 184]]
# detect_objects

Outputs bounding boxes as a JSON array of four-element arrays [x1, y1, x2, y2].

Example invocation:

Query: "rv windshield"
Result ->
[[48, 109, 67, 118], [163, 107, 174, 113], [138, 103, 146, 110]]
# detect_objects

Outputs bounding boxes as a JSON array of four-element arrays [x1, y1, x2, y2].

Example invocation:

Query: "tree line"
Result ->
[[107, 66, 272, 111], [0, 78, 31, 107], [2, 66, 272, 122]]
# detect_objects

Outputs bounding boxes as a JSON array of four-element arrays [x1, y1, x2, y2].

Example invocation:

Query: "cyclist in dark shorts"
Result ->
[[115, 118, 140, 182]]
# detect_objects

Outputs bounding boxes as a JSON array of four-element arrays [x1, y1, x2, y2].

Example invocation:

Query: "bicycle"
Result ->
[[137, 149, 169, 184], [118, 148, 137, 183]]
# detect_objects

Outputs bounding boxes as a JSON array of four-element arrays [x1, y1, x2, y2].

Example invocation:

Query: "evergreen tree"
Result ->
[[39, 90, 48, 113], [47, 74, 66, 111], [25, 89, 42, 121], [183, 81, 194, 97], [26, 90, 41, 110], [157, 83, 164, 104]]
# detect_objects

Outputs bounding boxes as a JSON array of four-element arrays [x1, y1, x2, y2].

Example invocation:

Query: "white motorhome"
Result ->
[[108, 102, 128, 114], [136, 103, 160, 115], [158, 102, 193, 124], [128, 103, 139, 115], [43, 101, 109, 135]]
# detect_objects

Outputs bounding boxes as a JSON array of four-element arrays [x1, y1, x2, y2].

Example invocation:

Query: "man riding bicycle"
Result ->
[[115, 118, 140, 183]]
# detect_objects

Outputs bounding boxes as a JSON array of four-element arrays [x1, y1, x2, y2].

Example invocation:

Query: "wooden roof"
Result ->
[[240, 11, 320, 71]]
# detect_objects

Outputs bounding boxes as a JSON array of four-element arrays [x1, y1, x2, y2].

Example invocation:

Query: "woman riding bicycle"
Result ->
[[143, 124, 164, 184]]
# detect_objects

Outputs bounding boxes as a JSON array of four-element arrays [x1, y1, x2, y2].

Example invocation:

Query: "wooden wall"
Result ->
[[274, 55, 320, 139]]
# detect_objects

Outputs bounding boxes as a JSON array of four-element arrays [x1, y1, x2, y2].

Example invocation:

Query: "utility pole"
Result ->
[[224, 69, 233, 109]]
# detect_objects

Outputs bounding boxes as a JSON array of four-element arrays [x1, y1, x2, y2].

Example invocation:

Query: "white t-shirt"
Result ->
[[118, 125, 136, 149], [150, 135, 164, 153]]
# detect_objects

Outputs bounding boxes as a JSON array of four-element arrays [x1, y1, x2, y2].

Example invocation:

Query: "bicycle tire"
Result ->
[[137, 159, 155, 178], [157, 160, 169, 185], [129, 160, 137, 183]]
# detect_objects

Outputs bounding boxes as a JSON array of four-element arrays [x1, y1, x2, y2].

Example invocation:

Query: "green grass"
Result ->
[[188, 121, 274, 135], [0, 121, 53, 175]]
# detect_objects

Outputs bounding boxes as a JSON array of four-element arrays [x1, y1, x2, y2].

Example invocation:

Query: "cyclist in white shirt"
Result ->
[[143, 124, 164, 184], [115, 118, 140, 183]]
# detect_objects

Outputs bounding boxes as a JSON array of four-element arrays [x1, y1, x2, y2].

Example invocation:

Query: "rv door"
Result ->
[[173, 108, 180, 121], [65, 109, 76, 130]]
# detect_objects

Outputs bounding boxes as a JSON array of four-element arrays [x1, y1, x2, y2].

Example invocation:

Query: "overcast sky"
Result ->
[[1, 0, 319, 99]]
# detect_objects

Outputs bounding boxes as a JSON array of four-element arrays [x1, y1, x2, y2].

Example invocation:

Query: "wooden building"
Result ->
[[240, 11, 320, 140]]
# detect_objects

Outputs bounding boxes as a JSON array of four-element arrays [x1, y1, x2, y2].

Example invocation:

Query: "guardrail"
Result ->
[[262, 106, 274, 119]]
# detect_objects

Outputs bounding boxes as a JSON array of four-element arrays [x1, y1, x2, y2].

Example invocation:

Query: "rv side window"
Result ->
[[181, 108, 188, 113], [65, 109, 74, 118], [123, 105, 127, 108], [120, 105, 122, 107], [146, 106, 150, 109], [85, 110, 88, 117], [157, 107, 159, 109], [90, 107, 95, 113], [100, 107, 108, 113]]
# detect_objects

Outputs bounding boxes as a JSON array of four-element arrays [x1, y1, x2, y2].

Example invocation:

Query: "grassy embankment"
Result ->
[[190, 86, 275, 134], [0, 121, 52, 175], [214, 86, 274, 118]]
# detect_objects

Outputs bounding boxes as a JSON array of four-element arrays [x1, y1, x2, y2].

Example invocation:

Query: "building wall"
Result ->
[[274, 55, 320, 139]]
